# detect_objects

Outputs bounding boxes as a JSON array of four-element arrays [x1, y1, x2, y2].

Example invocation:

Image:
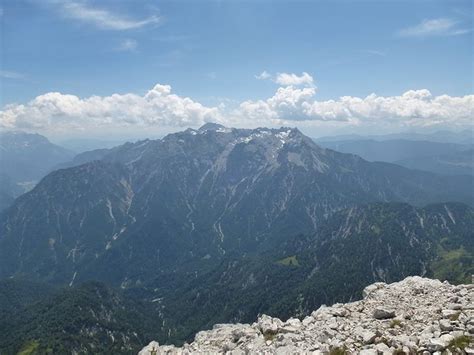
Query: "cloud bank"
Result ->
[[1, 73, 472, 133], [0, 84, 219, 131], [237, 87, 473, 129]]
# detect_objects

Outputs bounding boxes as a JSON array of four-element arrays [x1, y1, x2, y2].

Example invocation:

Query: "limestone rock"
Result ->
[[257, 315, 283, 335], [362, 330, 377, 344], [138, 341, 160, 355], [439, 319, 453, 331], [139, 277, 474, 354], [362, 282, 386, 298], [373, 308, 396, 319]]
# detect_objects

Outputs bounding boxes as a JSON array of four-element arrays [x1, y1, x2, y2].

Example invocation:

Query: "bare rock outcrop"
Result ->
[[139, 276, 474, 354]]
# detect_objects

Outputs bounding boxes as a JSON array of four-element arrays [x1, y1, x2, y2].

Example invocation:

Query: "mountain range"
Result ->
[[0, 124, 472, 353], [1, 124, 473, 285]]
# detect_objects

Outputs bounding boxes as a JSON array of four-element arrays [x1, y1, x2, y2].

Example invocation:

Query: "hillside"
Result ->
[[0, 280, 156, 354], [145, 202, 473, 344]]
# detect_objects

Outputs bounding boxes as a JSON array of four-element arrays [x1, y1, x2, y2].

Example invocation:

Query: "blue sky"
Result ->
[[0, 0, 472, 137]]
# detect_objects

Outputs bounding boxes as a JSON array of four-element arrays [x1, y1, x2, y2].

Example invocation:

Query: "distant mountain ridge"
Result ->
[[318, 138, 473, 176], [316, 129, 473, 144], [0, 131, 75, 210], [0, 174, 23, 212], [56, 138, 130, 153], [53, 147, 114, 170], [0, 131, 74, 182], [397, 148, 474, 176], [318, 139, 469, 162]]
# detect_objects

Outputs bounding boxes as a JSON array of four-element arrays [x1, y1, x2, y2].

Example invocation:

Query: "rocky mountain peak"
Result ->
[[140, 276, 474, 354], [155, 125, 321, 170]]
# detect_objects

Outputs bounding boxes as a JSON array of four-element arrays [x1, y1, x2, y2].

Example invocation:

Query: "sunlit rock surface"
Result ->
[[140, 276, 474, 354]]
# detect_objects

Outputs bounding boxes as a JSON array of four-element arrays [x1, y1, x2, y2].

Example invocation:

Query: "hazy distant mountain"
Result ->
[[1, 124, 473, 287], [0, 131, 74, 210], [0, 174, 22, 212], [395, 149, 474, 176], [53, 148, 113, 170], [317, 139, 473, 175], [318, 139, 469, 162], [316, 129, 473, 144], [57, 138, 128, 153], [0, 131, 74, 182]]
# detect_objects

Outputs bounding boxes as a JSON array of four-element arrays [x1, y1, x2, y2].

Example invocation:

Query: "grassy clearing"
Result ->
[[276, 255, 300, 266], [17, 340, 39, 355], [431, 246, 473, 284]]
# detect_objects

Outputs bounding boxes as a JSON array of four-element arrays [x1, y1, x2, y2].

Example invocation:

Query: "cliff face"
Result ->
[[139, 277, 474, 354]]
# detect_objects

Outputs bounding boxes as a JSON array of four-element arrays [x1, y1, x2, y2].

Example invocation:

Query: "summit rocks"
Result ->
[[140, 277, 474, 354]]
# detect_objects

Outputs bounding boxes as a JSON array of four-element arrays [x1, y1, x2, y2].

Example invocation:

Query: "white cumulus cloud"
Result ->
[[1, 81, 472, 133], [255, 71, 315, 87], [238, 86, 318, 122], [235, 87, 473, 129], [0, 84, 219, 131], [274, 72, 314, 87]]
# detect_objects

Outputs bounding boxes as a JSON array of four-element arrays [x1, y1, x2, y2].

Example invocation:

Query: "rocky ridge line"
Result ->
[[139, 277, 474, 354]]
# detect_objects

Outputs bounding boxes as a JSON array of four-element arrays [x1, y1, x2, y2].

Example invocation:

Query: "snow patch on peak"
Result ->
[[276, 129, 292, 140], [198, 122, 227, 132]]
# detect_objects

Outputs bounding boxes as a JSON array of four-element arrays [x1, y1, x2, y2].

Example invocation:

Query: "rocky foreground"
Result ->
[[140, 277, 474, 354]]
